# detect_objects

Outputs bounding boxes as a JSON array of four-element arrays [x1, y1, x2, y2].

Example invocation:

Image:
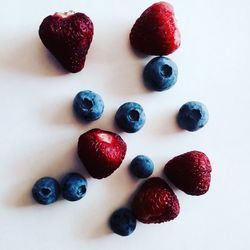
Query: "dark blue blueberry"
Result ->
[[130, 155, 154, 178], [177, 101, 209, 132], [73, 90, 104, 121], [61, 173, 87, 201], [115, 102, 146, 133], [109, 208, 136, 236], [32, 177, 60, 205], [143, 56, 178, 91]]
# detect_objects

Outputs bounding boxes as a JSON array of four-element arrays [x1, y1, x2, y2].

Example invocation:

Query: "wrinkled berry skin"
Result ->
[[32, 177, 60, 205], [130, 2, 181, 55], [132, 177, 180, 224], [109, 208, 136, 236], [115, 102, 146, 133], [61, 173, 87, 201], [177, 101, 209, 131], [165, 151, 212, 196], [39, 12, 94, 73], [130, 155, 154, 178], [143, 56, 178, 91], [78, 129, 127, 179], [73, 90, 104, 121]]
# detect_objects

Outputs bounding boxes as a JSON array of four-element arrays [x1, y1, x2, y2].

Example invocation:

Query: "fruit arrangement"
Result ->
[[32, 2, 212, 237]]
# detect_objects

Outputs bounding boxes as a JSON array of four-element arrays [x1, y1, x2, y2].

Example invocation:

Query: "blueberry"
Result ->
[[32, 177, 60, 205], [177, 101, 209, 131], [61, 173, 87, 201], [115, 102, 146, 133], [109, 208, 136, 236], [130, 155, 154, 178], [143, 56, 178, 91], [73, 90, 104, 121]]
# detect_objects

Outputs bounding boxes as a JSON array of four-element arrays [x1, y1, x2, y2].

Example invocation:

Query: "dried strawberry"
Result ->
[[165, 151, 212, 195], [130, 2, 181, 55], [132, 177, 180, 223], [39, 11, 93, 73], [78, 129, 127, 179]]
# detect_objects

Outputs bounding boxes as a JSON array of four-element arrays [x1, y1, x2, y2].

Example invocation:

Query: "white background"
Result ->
[[1, 0, 250, 249]]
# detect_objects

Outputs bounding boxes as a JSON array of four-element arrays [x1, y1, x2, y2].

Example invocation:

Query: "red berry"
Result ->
[[131, 177, 180, 224], [164, 151, 212, 196], [130, 2, 181, 55], [39, 11, 94, 73], [78, 129, 127, 179]]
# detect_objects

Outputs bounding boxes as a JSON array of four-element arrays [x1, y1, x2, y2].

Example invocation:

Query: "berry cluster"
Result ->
[[32, 1, 212, 237], [32, 173, 87, 204]]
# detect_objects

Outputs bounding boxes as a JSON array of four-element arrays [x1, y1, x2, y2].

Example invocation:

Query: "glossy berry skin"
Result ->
[[109, 208, 136, 236], [165, 151, 212, 196], [78, 128, 127, 179], [143, 57, 178, 91], [73, 90, 104, 121], [115, 102, 146, 133], [132, 177, 180, 224], [61, 173, 87, 201], [32, 177, 60, 205], [177, 101, 209, 132], [130, 155, 154, 178], [39, 11, 94, 73], [130, 2, 181, 55]]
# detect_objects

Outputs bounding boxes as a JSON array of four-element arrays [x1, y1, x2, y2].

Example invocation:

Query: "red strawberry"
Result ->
[[165, 151, 212, 196], [130, 2, 181, 55], [131, 177, 180, 224], [78, 128, 127, 179], [39, 11, 94, 73]]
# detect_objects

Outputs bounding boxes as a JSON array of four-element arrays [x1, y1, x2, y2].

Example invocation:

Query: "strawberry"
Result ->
[[131, 177, 180, 224], [39, 11, 94, 73], [130, 2, 181, 55], [77, 129, 127, 179], [164, 151, 212, 196]]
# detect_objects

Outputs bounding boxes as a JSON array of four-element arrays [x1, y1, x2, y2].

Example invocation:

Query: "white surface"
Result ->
[[0, 0, 250, 249]]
